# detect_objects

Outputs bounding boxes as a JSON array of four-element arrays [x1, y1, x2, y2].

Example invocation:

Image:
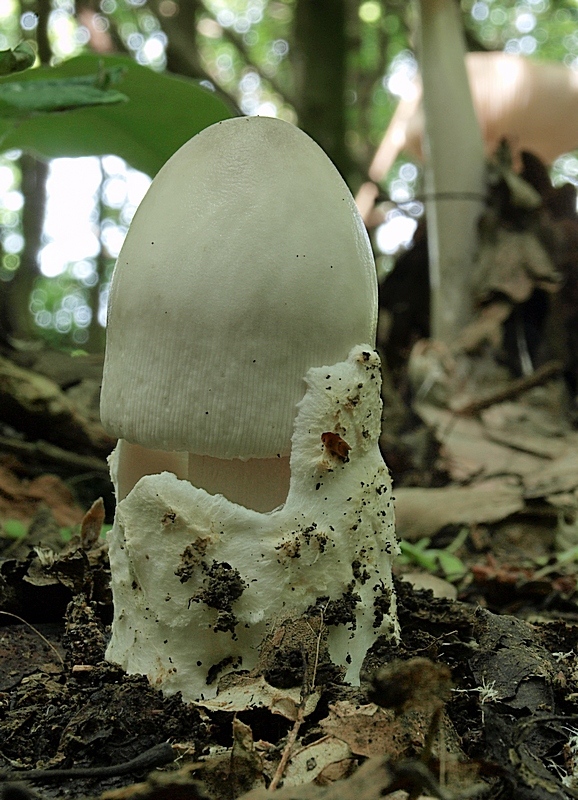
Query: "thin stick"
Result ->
[[452, 360, 563, 416], [1, 742, 175, 782], [267, 704, 306, 792], [267, 609, 326, 792], [0, 610, 64, 667]]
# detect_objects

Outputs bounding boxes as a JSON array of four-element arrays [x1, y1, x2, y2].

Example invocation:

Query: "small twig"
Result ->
[[0, 434, 109, 473], [308, 613, 324, 695], [0, 742, 175, 782], [267, 705, 306, 792], [0, 611, 64, 667], [421, 703, 443, 765], [268, 609, 326, 791], [289, 734, 332, 762], [452, 360, 563, 416]]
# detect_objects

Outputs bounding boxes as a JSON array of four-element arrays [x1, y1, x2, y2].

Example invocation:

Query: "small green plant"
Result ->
[[0, 42, 35, 76], [398, 528, 468, 581], [2, 519, 27, 539], [1, 519, 111, 543]]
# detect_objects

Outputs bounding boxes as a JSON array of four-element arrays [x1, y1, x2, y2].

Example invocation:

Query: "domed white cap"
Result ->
[[100, 116, 377, 459]]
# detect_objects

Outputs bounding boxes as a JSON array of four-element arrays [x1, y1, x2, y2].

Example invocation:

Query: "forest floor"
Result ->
[[4, 138, 578, 797], [0, 331, 578, 800]]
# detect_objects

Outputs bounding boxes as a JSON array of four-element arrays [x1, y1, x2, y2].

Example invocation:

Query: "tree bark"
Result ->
[[291, 0, 352, 181], [35, 0, 52, 64], [2, 156, 48, 342]]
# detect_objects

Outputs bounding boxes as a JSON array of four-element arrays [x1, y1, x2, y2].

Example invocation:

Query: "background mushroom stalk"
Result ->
[[417, 0, 486, 345]]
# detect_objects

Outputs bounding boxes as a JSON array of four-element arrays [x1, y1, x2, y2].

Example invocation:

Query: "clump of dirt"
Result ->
[[190, 560, 247, 635], [0, 596, 210, 797]]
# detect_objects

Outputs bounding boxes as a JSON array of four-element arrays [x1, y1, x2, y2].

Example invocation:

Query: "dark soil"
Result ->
[[0, 539, 577, 800]]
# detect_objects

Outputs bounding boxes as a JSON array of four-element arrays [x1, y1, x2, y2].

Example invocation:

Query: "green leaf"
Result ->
[[0, 54, 236, 176], [399, 540, 438, 572], [0, 67, 128, 115], [436, 550, 466, 579], [2, 519, 27, 538], [0, 42, 36, 76]]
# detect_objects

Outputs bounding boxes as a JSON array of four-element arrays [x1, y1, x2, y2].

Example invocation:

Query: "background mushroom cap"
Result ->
[[369, 52, 578, 186], [100, 116, 377, 459]]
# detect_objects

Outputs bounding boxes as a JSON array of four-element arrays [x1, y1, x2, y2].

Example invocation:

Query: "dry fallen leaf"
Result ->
[[474, 228, 560, 304], [80, 497, 105, 550], [394, 478, 525, 541], [319, 701, 429, 759], [196, 675, 320, 721], [416, 404, 548, 481], [524, 451, 578, 499], [0, 465, 84, 528], [481, 402, 570, 459], [281, 736, 353, 787]]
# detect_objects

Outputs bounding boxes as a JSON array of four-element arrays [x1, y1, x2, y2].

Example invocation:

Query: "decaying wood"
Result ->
[[0, 434, 109, 474], [452, 360, 563, 416], [0, 354, 114, 457], [9, 347, 104, 387]]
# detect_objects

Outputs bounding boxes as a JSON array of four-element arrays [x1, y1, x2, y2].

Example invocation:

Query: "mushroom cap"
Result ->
[[100, 116, 377, 459]]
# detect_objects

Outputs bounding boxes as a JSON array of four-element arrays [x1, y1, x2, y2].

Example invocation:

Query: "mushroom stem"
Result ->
[[114, 440, 188, 502], [187, 454, 291, 512], [113, 441, 290, 512]]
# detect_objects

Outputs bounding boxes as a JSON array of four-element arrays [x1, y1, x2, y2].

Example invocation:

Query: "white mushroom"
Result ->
[[100, 116, 377, 512], [101, 117, 398, 700]]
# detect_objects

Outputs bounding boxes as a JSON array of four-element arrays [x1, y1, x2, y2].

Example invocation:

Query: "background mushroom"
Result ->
[[365, 50, 578, 193], [100, 116, 377, 512]]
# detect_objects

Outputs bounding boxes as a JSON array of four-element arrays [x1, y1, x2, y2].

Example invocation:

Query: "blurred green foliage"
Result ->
[[0, 42, 35, 75], [1, 518, 111, 542], [398, 528, 469, 581], [0, 53, 234, 176], [0, 0, 577, 351], [2, 519, 27, 538]]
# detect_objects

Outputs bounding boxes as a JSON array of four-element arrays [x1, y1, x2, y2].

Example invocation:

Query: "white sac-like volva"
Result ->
[[106, 346, 399, 702]]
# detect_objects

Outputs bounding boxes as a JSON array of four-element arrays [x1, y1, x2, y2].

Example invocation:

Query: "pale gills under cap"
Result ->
[[100, 116, 377, 459]]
